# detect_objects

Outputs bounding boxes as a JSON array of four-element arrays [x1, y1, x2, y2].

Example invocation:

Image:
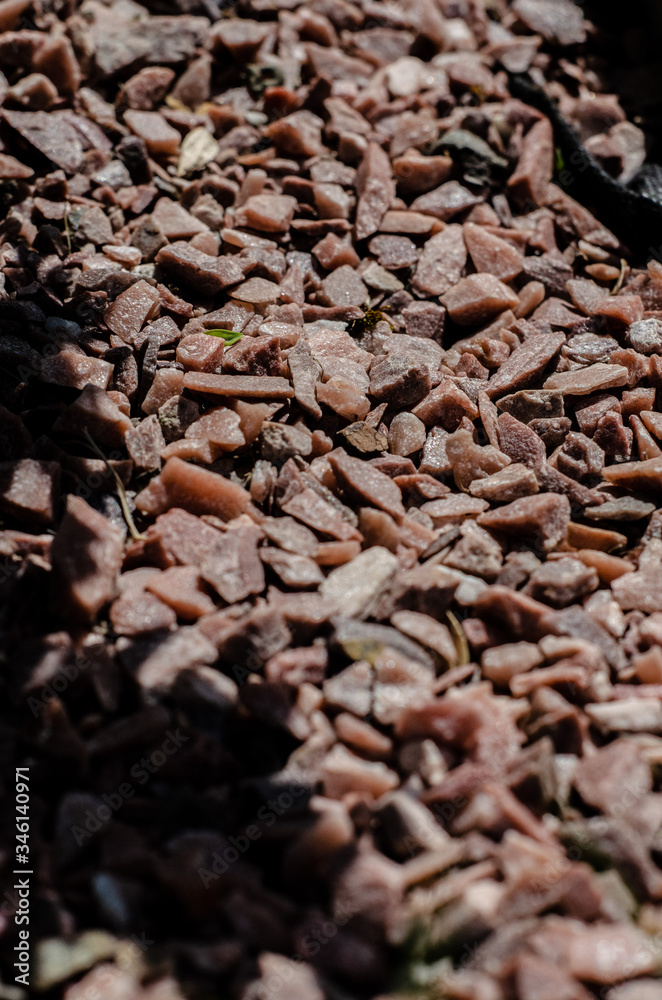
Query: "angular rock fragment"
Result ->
[[235, 194, 297, 233], [412, 224, 467, 297], [410, 180, 482, 221], [135, 457, 258, 522], [146, 566, 216, 621], [507, 117, 554, 206], [602, 456, 662, 496], [156, 244, 244, 296], [329, 451, 405, 519], [486, 332, 565, 399], [51, 496, 124, 622], [469, 462, 539, 502], [0, 459, 59, 525], [321, 547, 400, 617], [369, 353, 431, 409], [525, 556, 599, 607], [281, 488, 361, 542], [125, 415, 165, 473], [287, 336, 322, 418], [183, 373, 294, 400], [413, 379, 479, 430], [441, 274, 520, 326], [463, 222, 523, 282], [3, 109, 84, 172], [355, 142, 395, 240], [124, 110, 181, 155], [388, 413, 427, 457], [445, 427, 511, 491], [543, 363, 629, 395], [478, 493, 571, 551], [319, 265, 368, 308], [201, 516, 265, 604]]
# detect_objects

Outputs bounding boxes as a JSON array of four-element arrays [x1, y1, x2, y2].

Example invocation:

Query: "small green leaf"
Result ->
[[205, 328, 243, 345], [555, 146, 565, 173]]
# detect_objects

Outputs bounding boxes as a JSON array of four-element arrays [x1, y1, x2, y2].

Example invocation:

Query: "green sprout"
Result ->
[[205, 328, 243, 346]]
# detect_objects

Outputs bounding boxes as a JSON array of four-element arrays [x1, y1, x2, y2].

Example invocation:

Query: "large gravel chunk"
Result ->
[[51, 496, 124, 622], [0, 459, 59, 525], [486, 332, 565, 399], [441, 273, 519, 325], [321, 546, 400, 617], [412, 224, 467, 296], [319, 265, 368, 307], [3, 109, 83, 172], [156, 243, 244, 295], [544, 363, 629, 394], [513, 0, 587, 45], [329, 451, 406, 519], [478, 493, 571, 552], [355, 142, 395, 240]]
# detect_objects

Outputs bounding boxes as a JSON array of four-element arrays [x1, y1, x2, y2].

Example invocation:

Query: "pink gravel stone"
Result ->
[[329, 451, 405, 519], [40, 351, 113, 391], [410, 180, 482, 221], [3, 109, 84, 173], [0, 152, 33, 178], [124, 110, 182, 155], [104, 280, 161, 343], [312, 233, 360, 270], [51, 495, 124, 622], [110, 568, 177, 636], [261, 548, 324, 588], [233, 277, 282, 305], [201, 516, 265, 603], [355, 142, 395, 240], [463, 222, 524, 282], [413, 379, 479, 430], [319, 264, 368, 308], [210, 18, 272, 59], [125, 415, 165, 473], [412, 224, 467, 297], [185, 408, 245, 453], [265, 110, 324, 157], [183, 372, 294, 400], [135, 457, 258, 522], [380, 210, 437, 234], [393, 152, 453, 195], [478, 492, 571, 552], [281, 488, 361, 542], [55, 384, 132, 448], [441, 273, 520, 326], [142, 370, 184, 415], [234, 193, 297, 233], [486, 331, 566, 399], [469, 463, 539, 502], [146, 565, 216, 621], [156, 243, 244, 296], [176, 333, 225, 373], [317, 378, 370, 420], [388, 413, 427, 456], [0, 458, 59, 525], [543, 363, 629, 395], [507, 116, 554, 206], [152, 197, 209, 238]]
